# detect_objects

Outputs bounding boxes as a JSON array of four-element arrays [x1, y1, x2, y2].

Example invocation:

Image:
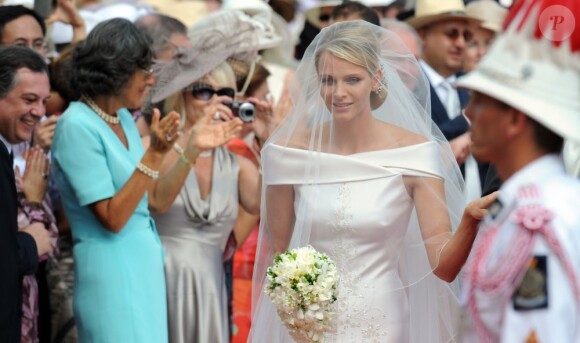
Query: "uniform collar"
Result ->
[[498, 154, 564, 207]]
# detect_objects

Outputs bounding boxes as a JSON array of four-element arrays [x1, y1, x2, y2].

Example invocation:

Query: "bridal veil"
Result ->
[[251, 21, 466, 342]]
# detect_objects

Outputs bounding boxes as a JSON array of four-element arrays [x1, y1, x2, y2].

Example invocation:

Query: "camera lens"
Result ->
[[238, 102, 256, 122], [223, 101, 256, 122]]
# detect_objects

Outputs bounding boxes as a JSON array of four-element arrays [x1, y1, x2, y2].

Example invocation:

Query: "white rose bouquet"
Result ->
[[264, 245, 338, 342]]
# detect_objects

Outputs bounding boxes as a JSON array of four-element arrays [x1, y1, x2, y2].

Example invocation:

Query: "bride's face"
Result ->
[[317, 52, 377, 123]]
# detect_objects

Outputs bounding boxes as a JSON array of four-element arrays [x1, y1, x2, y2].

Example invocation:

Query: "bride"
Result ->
[[250, 21, 496, 342]]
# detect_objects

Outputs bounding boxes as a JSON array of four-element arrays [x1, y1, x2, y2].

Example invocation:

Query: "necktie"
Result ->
[[9, 150, 14, 165]]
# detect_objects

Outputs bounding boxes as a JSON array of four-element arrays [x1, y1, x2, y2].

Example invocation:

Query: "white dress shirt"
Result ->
[[419, 59, 460, 119]]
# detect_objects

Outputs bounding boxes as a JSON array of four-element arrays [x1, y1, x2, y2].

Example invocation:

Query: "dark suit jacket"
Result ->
[[482, 164, 502, 196], [429, 82, 471, 141], [0, 142, 38, 343], [428, 83, 489, 188]]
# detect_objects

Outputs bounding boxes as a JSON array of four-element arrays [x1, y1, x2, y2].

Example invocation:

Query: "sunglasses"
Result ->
[[186, 84, 236, 101], [442, 28, 473, 42]]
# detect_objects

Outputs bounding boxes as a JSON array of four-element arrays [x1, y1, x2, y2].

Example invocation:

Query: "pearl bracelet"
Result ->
[[136, 162, 159, 180], [173, 143, 194, 166]]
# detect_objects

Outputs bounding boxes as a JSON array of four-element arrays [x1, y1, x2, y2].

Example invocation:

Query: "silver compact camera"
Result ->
[[224, 101, 256, 122]]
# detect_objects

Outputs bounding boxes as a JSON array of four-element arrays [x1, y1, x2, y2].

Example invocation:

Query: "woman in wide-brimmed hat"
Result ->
[[145, 9, 280, 343]]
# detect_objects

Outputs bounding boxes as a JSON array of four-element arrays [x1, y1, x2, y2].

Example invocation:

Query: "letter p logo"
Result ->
[[539, 5, 575, 42]]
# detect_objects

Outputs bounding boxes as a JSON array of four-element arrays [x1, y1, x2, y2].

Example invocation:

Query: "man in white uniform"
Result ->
[[456, 0, 580, 341]]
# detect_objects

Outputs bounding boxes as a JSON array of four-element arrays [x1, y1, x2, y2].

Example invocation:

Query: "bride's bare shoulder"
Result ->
[[375, 121, 428, 147], [269, 123, 330, 150]]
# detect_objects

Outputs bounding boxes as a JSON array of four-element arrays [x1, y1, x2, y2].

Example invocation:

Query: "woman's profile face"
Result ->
[[317, 52, 376, 123], [463, 27, 495, 73], [118, 65, 156, 110], [250, 81, 270, 102]]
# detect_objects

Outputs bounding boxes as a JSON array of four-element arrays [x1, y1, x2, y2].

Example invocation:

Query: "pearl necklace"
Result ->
[[81, 95, 120, 125]]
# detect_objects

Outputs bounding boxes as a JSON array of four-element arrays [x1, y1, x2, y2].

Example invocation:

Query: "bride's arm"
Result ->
[[409, 176, 498, 282], [265, 184, 295, 253]]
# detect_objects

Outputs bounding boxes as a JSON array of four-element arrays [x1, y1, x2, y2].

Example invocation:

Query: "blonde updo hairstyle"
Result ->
[[314, 22, 388, 110], [162, 61, 237, 126]]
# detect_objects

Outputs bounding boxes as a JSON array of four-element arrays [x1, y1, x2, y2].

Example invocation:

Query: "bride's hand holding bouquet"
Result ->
[[264, 246, 339, 342]]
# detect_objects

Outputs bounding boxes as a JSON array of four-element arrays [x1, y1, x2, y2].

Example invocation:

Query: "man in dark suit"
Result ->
[[406, 0, 488, 202], [0, 46, 53, 342]]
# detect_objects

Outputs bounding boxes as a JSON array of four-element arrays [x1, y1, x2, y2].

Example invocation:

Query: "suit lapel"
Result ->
[[458, 88, 470, 109], [429, 84, 449, 126], [0, 142, 17, 199]]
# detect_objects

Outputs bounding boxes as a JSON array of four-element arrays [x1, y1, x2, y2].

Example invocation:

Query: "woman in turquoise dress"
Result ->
[[51, 19, 242, 342]]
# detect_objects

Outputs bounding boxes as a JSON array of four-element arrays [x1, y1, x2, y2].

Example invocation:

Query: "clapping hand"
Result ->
[[32, 116, 58, 153], [15, 146, 50, 204], [45, 0, 85, 28], [21, 222, 53, 257], [183, 111, 243, 160], [149, 109, 180, 154]]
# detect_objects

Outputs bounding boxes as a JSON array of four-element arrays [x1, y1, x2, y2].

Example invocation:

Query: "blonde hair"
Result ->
[[206, 61, 237, 90], [163, 61, 237, 126], [314, 22, 388, 109]]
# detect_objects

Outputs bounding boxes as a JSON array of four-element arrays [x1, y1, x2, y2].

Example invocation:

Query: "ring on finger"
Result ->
[[214, 111, 222, 120], [166, 134, 173, 142]]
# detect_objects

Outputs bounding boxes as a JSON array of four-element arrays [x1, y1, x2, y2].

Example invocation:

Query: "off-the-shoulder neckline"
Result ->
[[267, 141, 435, 157]]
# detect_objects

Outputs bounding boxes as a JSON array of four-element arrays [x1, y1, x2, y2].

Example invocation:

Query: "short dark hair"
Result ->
[[0, 5, 46, 42], [331, 1, 381, 26], [72, 18, 153, 97], [375, 0, 405, 17], [50, 43, 78, 103], [135, 13, 186, 58], [0, 46, 48, 99], [530, 117, 564, 154], [493, 96, 564, 154]]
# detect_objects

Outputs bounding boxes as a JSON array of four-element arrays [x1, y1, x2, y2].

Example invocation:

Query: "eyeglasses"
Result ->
[[140, 66, 154, 77], [442, 28, 473, 42], [186, 84, 236, 101]]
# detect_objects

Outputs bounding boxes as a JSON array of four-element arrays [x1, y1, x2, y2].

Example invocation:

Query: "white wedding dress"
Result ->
[[252, 142, 460, 342]]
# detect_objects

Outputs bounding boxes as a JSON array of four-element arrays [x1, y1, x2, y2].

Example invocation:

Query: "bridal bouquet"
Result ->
[[264, 245, 338, 342]]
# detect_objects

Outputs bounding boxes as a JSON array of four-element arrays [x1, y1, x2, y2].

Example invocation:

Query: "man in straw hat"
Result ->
[[407, 0, 487, 204], [456, 0, 580, 341]]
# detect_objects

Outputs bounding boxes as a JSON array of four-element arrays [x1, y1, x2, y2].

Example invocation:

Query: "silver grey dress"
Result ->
[[153, 147, 239, 343]]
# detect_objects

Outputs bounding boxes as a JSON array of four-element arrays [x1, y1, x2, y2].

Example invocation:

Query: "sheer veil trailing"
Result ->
[[251, 21, 465, 342]]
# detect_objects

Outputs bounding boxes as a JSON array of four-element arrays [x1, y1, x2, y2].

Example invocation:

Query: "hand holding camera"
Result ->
[[223, 101, 256, 123], [246, 96, 277, 145]]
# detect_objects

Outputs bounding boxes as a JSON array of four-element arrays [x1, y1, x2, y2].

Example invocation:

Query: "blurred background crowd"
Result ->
[[0, 0, 578, 342]]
